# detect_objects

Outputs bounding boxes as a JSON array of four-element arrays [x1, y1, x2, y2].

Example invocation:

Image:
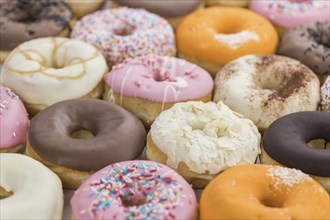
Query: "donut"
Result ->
[[1, 37, 108, 116], [0, 86, 29, 153], [0, 0, 74, 63], [103, 55, 214, 128], [26, 99, 146, 189], [0, 153, 64, 219], [64, 0, 104, 18], [71, 7, 176, 66], [204, 0, 249, 7], [176, 6, 278, 77], [71, 160, 198, 220], [321, 75, 330, 112], [200, 164, 330, 219], [112, 0, 202, 28], [146, 101, 261, 188], [213, 55, 320, 132], [278, 21, 330, 83], [261, 111, 330, 192], [250, 0, 330, 36]]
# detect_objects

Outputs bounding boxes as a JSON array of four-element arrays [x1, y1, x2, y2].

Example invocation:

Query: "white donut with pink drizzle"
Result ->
[[71, 160, 198, 220], [103, 55, 213, 127], [250, 0, 330, 29], [0, 86, 29, 153]]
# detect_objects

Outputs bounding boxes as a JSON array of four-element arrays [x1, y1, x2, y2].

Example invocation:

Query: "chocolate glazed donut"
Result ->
[[263, 111, 330, 177], [0, 0, 73, 52], [28, 99, 146, 172]]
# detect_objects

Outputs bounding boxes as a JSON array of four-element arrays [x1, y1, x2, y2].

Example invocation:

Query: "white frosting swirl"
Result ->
[[150, 101, 261, 174]]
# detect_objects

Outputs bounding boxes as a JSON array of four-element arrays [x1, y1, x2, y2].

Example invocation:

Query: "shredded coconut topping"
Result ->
[[214, 30, 260, 49], [267, 166, 312, 189]]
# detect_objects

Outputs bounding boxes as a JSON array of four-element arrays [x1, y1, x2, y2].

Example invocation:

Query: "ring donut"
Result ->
[[0, 153, 63, 219], [261, 111, 330, 192], [26, 99, 146, 189]]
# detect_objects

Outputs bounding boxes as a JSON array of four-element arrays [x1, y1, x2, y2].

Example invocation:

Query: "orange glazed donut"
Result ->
[[200, 164, 330, 220], [176, 7, 278, 77]]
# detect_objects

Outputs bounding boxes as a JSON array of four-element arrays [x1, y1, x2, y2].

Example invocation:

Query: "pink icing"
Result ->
[[104, 55, 214, 103], [250, 0, 330, 28], [0, 86, 29, 148], [71, 160, 197, 220]]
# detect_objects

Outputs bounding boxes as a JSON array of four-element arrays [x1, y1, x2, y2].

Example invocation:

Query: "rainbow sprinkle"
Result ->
[[265, 0, 328, 14], [0, 87, 18, 116], [71, 8, 176, 65], [320, 75, 330, 111], [83, 162, 186, 220]]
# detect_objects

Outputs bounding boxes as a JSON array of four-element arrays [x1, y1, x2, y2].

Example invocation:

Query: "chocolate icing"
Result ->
[[28, 99, 146, 172], [115, 0, 200, 18], [278, 21, 330, 83], [263, 111, 330, 177], [0, 0, 73, 51]]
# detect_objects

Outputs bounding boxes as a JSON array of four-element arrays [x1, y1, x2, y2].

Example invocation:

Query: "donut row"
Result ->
[[0, 0, 330, 219]]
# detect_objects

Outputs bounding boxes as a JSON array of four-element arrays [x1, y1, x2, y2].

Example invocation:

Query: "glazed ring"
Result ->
[[176, 6, 278, 77], [213, 55, 320, 131], [200, 164, 330, 219], [1, 37, 108, 115], [0, 0, 74, 63], [71, 7, 176, 66], [64, 0, 104, 18], [103, 55, 214, 128], [261, 111, 330, 192], [113, 0, 202, 28], [71, 160, 198, 220], [0, 86, 29, 153], [250, 0, 330, 36], [321, 75, 330, 112], [26, 99, 146, 189], [146, 101, 260, 188], [204, 0, 249, 7], [279, 21, 330, 83], [0, 153, 63, 219]]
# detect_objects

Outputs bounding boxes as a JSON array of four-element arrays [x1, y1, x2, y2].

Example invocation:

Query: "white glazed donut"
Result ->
[[1, 37, 108, 115], [213, 55, 320, 132], [0, 153, 63, 219], [146, 101, 261, 188]]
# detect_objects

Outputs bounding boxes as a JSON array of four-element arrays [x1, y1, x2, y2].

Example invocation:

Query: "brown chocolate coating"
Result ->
[[0, 0, 73, 51], [115, 0, 200, 18], [28, 99, 146, 172], [263, 111, 330, 177], [278, 21, 330, 83]]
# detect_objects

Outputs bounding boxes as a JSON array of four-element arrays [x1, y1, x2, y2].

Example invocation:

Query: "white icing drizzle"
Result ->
[[214, 30, 260, 49], [119, 66, 133, 105]]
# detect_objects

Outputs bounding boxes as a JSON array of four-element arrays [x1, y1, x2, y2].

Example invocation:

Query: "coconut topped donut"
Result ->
[[0, 0, 73, 56], [71, 7, 176, 65]]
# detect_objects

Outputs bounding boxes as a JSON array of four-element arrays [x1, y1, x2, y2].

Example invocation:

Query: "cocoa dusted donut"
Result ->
[[26, 99, 146, 189], [278, 21, 330, 83], [0, 0, 74, 62], [261, 111, 330, 192]]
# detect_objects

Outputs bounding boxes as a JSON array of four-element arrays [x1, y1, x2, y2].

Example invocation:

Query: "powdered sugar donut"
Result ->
[[321, 75, 330, 112], [250, 0, 330, 36], [71, 8, 176, 66], [103, 55, 213, 127], [0, 86, 29, 153], [71, 160, 198, 220]]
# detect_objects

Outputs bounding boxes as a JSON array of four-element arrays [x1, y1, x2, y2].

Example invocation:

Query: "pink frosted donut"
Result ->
[[320, 75, 330, 112], [0, 86, 29, 153], [71, 7, 176, 66], [71, 160, 198, 220], [250, 0, 330, 30], [103, 55, 214, 127]]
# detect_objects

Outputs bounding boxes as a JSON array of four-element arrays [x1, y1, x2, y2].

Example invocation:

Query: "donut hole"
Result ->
[[260, 197, 283, 208], [0, 186, 13, 200], [121, 191, 147, 207], [307, 139, 330, 150], [113, 24, 136, 36], [70, 129, 94, 139]]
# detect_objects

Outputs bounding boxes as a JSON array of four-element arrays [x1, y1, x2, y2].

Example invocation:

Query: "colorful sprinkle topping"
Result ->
[[320, 75, 330, 111], [71, 8, 176, 65], [80, 162, 188, 220], [0, 87, 18, 116], [265, 0, 328, 14]]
